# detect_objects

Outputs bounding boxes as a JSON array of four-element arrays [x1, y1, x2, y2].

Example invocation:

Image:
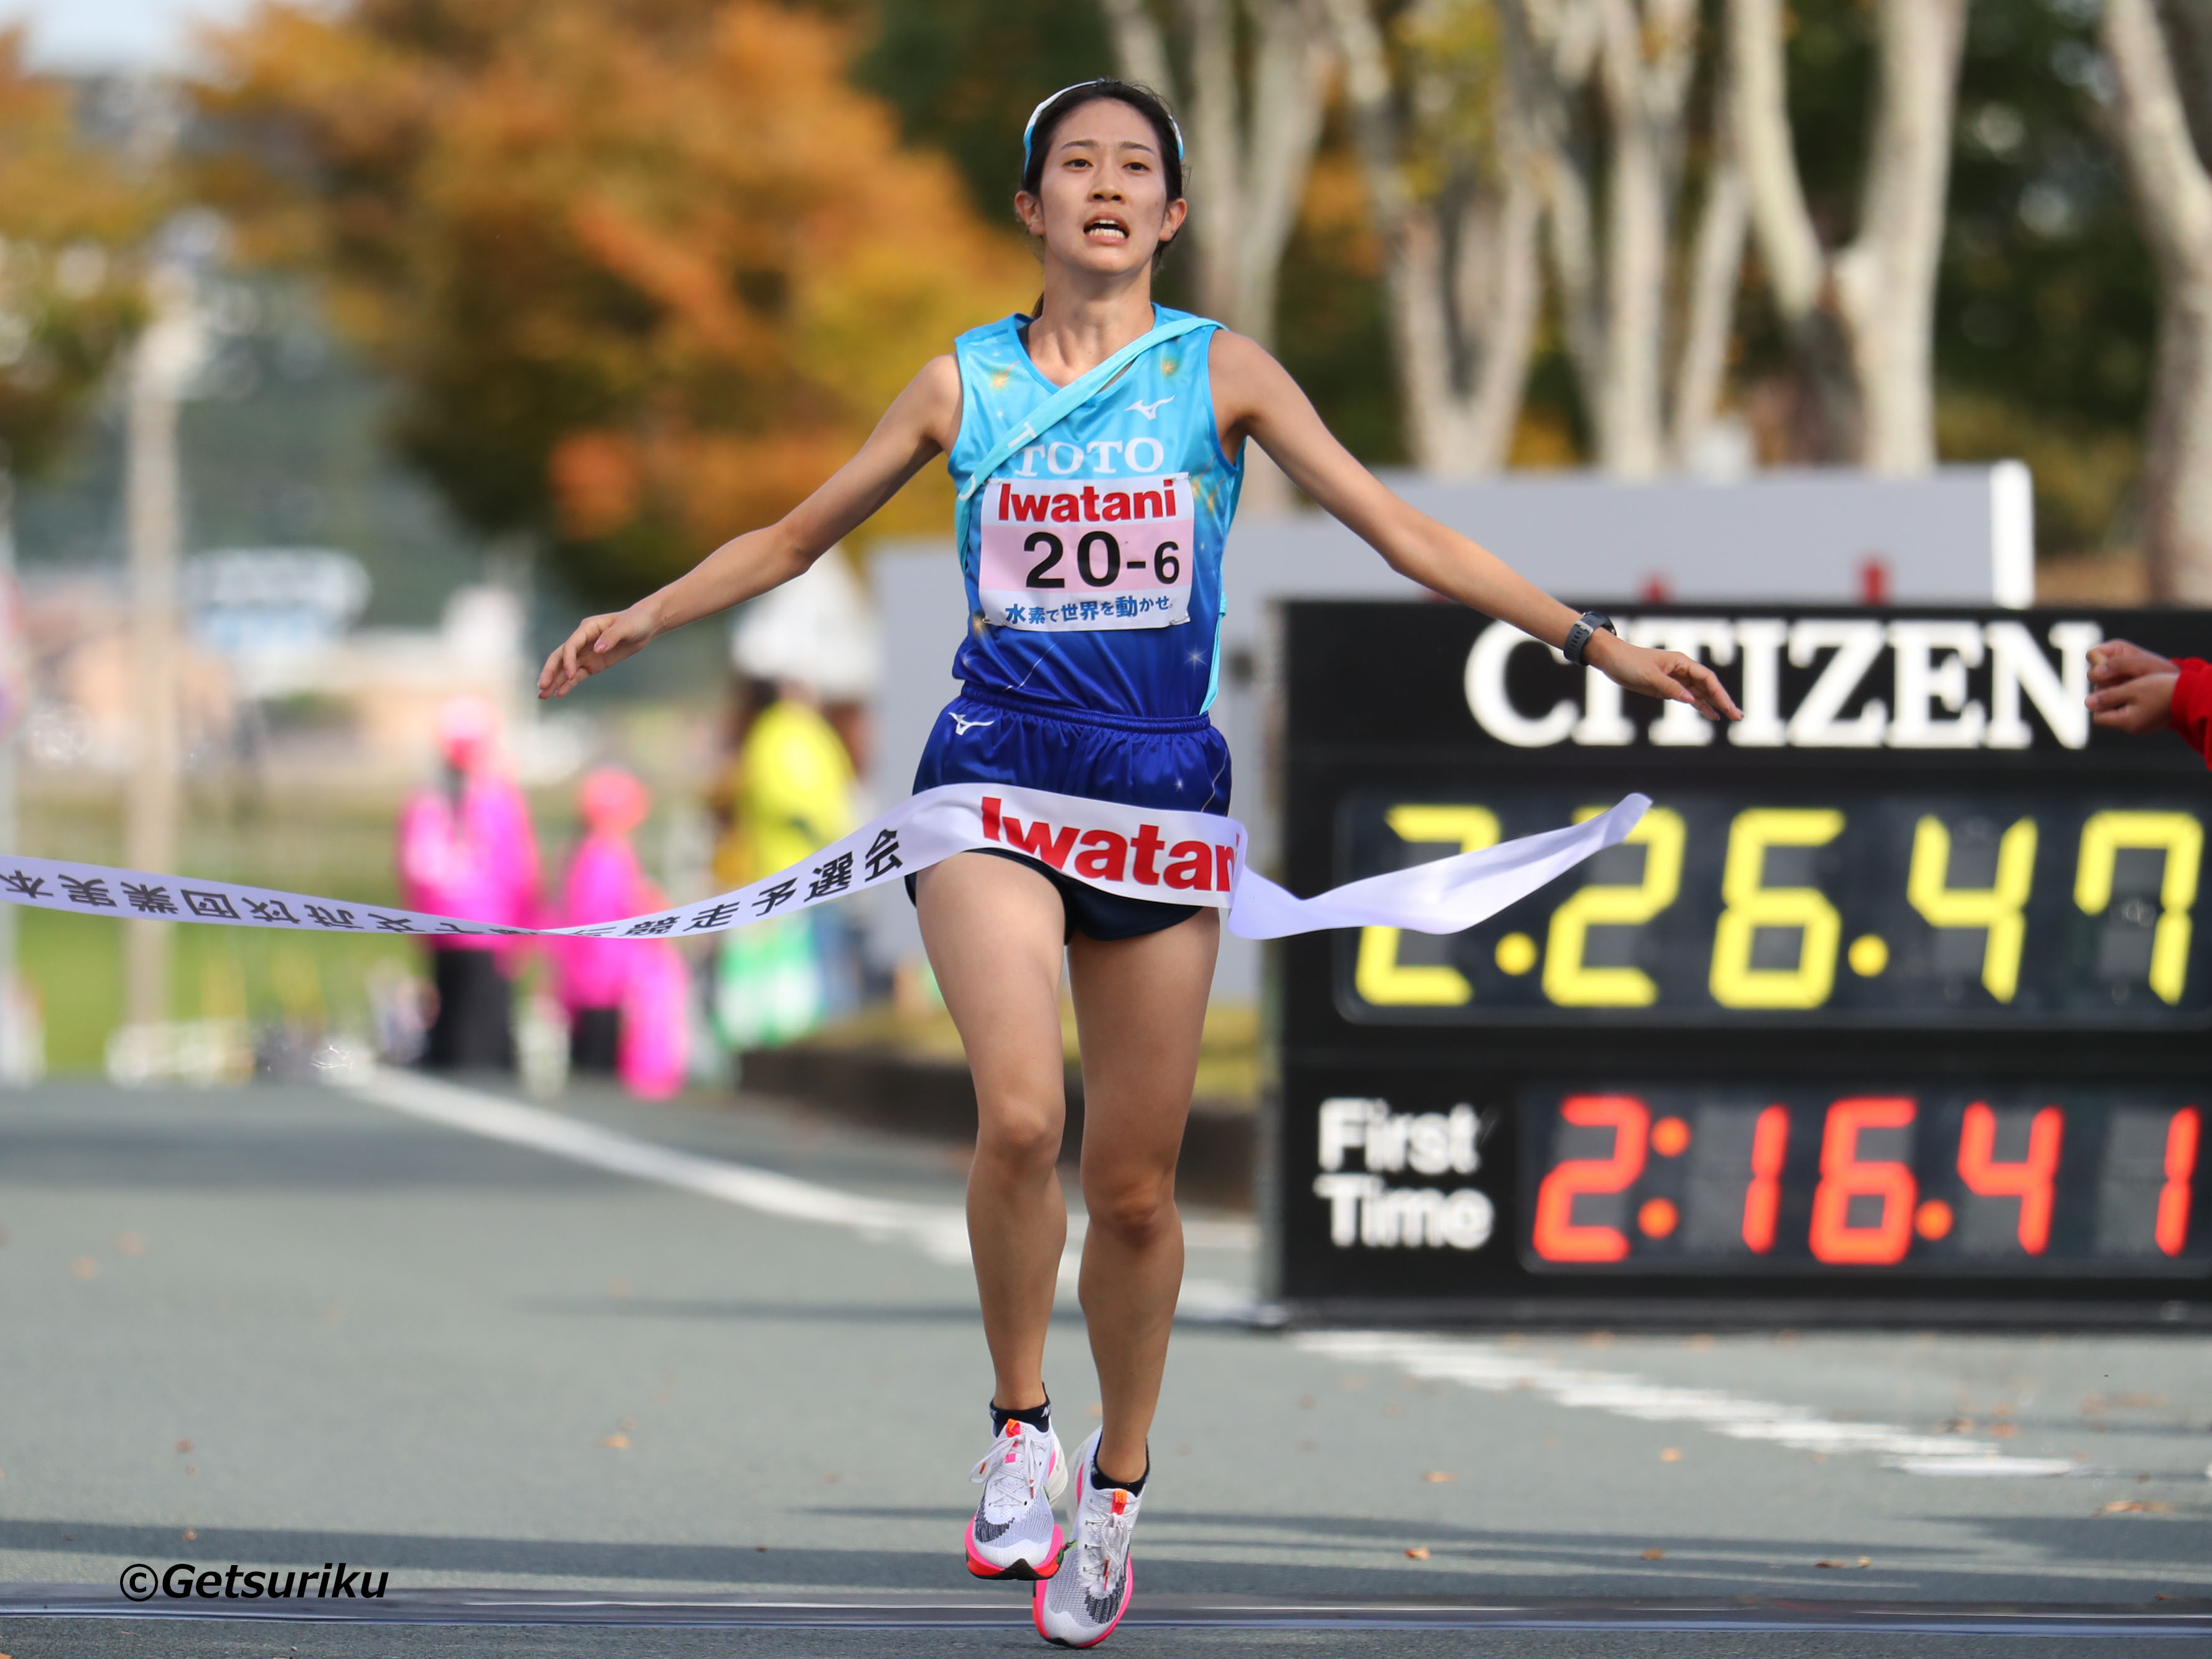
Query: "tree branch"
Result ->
[[1100, 0, 1177, 101], [2106, 0, 2212, 279], [1727, 0, 1822, 324], [1234, 0, 1334, 346], [1670, 70, 1747, 465]]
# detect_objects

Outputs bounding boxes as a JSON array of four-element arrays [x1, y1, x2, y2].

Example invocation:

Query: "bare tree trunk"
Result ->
[[2156, 0, 2212, 167], [1670, 73, 1747, 466], [1511, 0, 1703, 475], [1591, 0, 1697, 475], [1100, 0, 1175, 96], [1329, 0, 1543, 476], [1183, 0, 1247, 323], [2105, 0, 2212, 600], [1451, 160, 1545, 467], [1729, 0, 1965, 472], [1831, 0, 1967, 473], [1236, 0, 1335, 341]]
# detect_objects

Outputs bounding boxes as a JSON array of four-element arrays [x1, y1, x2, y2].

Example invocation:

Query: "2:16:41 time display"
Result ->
[[1339, 791, 2210, 1027], [1518, 1088, 2203, 1275]]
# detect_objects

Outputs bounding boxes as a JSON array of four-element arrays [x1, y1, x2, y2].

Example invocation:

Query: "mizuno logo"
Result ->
[[949, 713, 995, 735], [1125, 396, 1173, 419]]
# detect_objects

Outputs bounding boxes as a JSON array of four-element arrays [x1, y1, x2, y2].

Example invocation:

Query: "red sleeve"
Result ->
[[2167, 659, 2212, 768]]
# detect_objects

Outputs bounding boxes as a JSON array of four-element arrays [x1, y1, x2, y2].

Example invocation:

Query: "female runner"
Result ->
[[540, 78, 1739, 1648]]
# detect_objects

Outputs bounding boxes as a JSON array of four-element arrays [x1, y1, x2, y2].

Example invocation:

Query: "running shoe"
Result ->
[[965, 1418, 1068, 1581], [1032, 1429, 1141, 1648]]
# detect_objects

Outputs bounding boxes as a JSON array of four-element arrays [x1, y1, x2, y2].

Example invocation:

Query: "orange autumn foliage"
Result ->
[[198, 1, 1034, 603], [0, 29, 155, 475]]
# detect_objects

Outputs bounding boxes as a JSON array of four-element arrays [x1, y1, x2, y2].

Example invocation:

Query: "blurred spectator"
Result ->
[[397, 698, 541, 1069], [552, 768, 656, 1071], [709, 554, 876, 1049], [2088, 641, 2212, 764], [549, 767, 688, 1097]]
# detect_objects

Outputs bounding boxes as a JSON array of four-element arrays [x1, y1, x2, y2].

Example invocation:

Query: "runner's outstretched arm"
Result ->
[[1209, 332, 1742, 723], [537, 356, 964, 699]]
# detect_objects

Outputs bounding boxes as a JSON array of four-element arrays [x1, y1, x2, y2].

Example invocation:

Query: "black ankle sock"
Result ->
[[1092, 1448, 1148, 1496], [990, 1397, 1051, 1438]]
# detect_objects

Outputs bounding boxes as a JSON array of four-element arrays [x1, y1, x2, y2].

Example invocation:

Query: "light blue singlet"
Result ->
[[946, 305, 1243, 720]]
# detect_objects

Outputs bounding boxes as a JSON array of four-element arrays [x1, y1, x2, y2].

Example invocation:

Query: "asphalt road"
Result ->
[[0, 1073, 2206, 1658]]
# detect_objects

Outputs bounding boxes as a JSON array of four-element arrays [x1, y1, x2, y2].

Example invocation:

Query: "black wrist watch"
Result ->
[[1561, 610, 1618, 667]]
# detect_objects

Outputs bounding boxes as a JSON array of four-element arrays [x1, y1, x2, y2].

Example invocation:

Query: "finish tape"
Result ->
[[0, 784, 1649, 943]]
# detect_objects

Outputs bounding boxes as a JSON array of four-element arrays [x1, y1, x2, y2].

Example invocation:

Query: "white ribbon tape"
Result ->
[[0, 784, 1650, 943]]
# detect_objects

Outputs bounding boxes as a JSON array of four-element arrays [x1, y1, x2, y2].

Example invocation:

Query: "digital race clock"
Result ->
[[1269, 602, 2209, 1324]]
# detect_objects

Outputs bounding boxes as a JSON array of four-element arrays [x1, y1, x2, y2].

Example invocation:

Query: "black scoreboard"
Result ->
[[1270, 602, 2208, 1325]]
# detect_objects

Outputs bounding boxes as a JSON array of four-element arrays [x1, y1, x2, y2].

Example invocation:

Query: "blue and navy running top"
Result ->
[[947, 306, 1243, 720]]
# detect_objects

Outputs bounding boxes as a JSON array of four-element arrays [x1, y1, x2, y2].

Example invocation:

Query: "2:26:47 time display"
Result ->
[[1339, 791, 2210, 1026]]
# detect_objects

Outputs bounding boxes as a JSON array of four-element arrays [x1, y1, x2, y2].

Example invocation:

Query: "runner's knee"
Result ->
[[974, 1099, 1065, 1173], [1080, 1167, 1177, 1243]]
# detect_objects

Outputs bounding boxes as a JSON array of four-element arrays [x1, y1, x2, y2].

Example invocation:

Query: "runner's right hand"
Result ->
[[539, 604, 659, 699]]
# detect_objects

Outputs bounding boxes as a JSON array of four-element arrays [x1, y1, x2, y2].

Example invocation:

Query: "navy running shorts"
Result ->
[[906, 686, 1232, 943]]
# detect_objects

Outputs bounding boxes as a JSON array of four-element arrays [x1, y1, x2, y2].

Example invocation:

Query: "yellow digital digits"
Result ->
[[1709, 809, 1845, 1009], [1907, 816, 2038, 1002], [2075, 811, 2203, 1005], [1352, 806, 1500, 1006], [1542, 808, 1686, 1006]]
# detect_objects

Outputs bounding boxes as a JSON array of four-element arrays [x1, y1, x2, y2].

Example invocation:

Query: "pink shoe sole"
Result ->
[[966, 1522, 1064, 1581]]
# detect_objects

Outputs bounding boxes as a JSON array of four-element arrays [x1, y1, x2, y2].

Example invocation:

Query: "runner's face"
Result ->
[[1017, 100, 1185, 279]]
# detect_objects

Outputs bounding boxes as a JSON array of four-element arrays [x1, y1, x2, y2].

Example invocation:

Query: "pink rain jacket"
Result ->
[[397, 773, 541, 953], [549, 829, 690, 1100], [549, 833, 653, 1011]]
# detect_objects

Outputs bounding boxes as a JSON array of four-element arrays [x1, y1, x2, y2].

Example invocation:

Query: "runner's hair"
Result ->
[[1018, 80, 1184, 273]]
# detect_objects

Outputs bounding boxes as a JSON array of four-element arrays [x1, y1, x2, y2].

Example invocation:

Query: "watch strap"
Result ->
[[1563, 611, 1617, 667]]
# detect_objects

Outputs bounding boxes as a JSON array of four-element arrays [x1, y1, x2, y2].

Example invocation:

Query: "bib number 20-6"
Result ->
[[978, 474, 1194, 631]]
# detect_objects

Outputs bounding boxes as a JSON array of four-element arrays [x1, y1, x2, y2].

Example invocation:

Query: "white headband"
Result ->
[[1021, 81, 1185, 174]]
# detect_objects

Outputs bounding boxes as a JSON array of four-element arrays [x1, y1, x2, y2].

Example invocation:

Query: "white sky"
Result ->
[[4, 0, 264, 74]]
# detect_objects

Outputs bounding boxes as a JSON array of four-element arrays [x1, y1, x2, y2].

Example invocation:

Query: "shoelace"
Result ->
[[969, 1430, 1046, 1522], [1076, 1500, 1136, 1596]]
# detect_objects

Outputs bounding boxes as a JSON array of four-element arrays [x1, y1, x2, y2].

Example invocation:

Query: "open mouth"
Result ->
[[1083, 217, 1130, 243]]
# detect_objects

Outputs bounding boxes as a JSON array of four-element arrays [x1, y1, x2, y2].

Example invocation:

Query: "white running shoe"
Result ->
[[965, 1417, 1069, 1581], [1032, 1429, 1141, 1648]]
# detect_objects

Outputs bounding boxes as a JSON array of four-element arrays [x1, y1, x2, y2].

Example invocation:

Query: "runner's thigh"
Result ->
[[916, 852, 1069, 1119]]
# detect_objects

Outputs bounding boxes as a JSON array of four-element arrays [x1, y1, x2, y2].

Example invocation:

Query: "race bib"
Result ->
[[977, 475, 1194, 631]]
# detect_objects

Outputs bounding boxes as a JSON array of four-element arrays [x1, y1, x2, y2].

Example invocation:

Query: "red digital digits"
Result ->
[[1808, 1098, 1918, 1265], [2158, 1107, 2200, 1258], [1742, 1105, 1789, 1254], [1531, 1095, 1650, 1263], [1956, 1104, 2063, 1254]]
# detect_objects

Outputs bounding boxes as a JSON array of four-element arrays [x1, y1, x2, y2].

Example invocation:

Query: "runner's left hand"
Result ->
[[1591, 638, 1742, 723], [539, 603, 660, 699]]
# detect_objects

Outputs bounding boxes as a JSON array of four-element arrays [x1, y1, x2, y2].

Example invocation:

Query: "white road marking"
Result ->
[[1291, 1330, 2076, 1477], [335, 1070, 1257, 1316]]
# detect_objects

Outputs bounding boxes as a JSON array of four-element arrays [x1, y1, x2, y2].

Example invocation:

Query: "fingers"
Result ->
[[537, 617, 610, 700], [2086, 675, 2175, 735], [1657, 657, 1742, 722], [2088, 640, 2174, 685], [1684, 662, 1742, 722]]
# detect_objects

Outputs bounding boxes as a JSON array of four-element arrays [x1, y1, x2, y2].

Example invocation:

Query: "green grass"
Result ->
[[19, 906, 421, 1072], [13, 786, 588, 1074]]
